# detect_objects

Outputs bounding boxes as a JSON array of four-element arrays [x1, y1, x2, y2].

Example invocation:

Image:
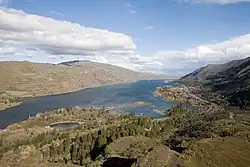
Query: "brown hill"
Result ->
[[0, 60, 160, 97]]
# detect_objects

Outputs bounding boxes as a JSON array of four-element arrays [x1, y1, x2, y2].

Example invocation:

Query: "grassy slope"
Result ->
[[184, 137, 250, 167], [0, 61, 158, 97]]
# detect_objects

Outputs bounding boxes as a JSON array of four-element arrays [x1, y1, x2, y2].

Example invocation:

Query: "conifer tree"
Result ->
[[98, 129, 107, 147], [79, 154, 85, 166], [75, 133, 80, 145], [71, 143, 78, 163], [63, 135, 71, 159], [87, 133, 92, 142], [115, 131, 120, 139], [50, 143, 57, 162], [58, 143, 64, 157], [81, 134, 87, 143]]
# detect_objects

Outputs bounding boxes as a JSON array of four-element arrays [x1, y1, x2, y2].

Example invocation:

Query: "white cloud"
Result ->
[[143, 26, 154, 30], [148, 33, 250, 75], [0, 45, 16, 55], [1, 8, 250, 76], [0, 8, 136, 55], [179, 0, 250, 4], [2, 32, 250, 76], [49, 10, 64, 17]]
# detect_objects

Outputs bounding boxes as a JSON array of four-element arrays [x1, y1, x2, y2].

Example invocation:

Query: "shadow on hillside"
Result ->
[[102, 157, 137, 167]]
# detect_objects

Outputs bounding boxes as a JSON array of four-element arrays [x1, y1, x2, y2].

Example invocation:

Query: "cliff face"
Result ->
[[181, 57, 250, 107], [0, 60, 160, 97]]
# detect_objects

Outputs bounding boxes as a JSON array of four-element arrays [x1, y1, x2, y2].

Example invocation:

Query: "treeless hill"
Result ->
[[0, 60, 159, 97]]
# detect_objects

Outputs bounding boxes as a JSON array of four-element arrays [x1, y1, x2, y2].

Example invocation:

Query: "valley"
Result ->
[[0, 61, 162, 111], [1, 57, 250, 167], [1, 1, 250, 166]]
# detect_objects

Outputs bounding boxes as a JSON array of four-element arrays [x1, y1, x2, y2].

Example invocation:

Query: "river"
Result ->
[[0, 80, 177, 129]]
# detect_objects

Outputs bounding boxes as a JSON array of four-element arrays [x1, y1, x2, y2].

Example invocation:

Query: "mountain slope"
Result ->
[[0, 60, 159, 97], [181, 57, 250, 107]]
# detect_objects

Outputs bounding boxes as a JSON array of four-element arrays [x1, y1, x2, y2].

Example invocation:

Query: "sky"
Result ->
[[0, 0, 250, 76]]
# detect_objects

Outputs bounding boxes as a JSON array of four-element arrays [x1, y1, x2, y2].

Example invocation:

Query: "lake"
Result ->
[[0, 80, 178, 129], [50, 122, 80, 130]]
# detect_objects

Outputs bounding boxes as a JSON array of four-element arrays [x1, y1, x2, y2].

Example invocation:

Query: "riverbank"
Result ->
[[152, 109, 167, 115], [155, 84, 223, 112], [0, 81, 138, 111], [0, 101, 22, 111]]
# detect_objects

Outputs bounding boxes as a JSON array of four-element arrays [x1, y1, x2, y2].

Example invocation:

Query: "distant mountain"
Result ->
[[181, 57, 250, 107], [0, 60, 161, 97]]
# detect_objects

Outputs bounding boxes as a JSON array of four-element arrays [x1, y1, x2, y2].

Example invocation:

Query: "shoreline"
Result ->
[[0, 79, 168, 128], [0, 79, 169, 111], [0, 80, 140, 111], [155, 84, 223, 112], [152, 109, 167, 115], [0, 102, 22, 111]]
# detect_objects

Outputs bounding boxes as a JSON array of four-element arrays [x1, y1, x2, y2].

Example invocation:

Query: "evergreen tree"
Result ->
[[63, 135, 71, 160], [77, 143, 83, 163], [58, 143, 64, 157], [98, 129, 107, 147], [50, 143, 57, 162], [115, 131, 120, 139], [87, 133, 92, 142], [129, 129, 135, 136], [80, 134, 87, 143], [75, 133, 80, 145], [79, 154, 85, 166], [134, 128, 138, 136], [71, 143, 78, 163], [145, 131, 150, 137]]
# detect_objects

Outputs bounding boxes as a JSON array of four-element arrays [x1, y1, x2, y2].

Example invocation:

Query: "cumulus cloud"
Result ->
[[178, 0, 250, 4], [1, 8, 250, 76], [2, 31, 250, 76], [0, 8, 136, 55], [149, 33, 250, 75]]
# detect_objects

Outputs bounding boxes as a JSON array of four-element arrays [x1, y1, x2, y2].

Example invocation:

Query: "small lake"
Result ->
[[0, 80, 178, 129], [50, 122, 80, 130]]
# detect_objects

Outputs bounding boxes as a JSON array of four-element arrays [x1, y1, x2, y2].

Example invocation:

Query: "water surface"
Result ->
[[50, 122, 80, 130], [0, 80, 177, 129]]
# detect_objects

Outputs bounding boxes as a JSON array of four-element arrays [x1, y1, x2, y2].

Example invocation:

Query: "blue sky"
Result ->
[[1, 0, 250, 75]]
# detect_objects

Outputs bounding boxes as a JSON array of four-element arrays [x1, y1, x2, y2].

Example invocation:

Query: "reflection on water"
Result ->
[[0, 80, 177, 129]]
